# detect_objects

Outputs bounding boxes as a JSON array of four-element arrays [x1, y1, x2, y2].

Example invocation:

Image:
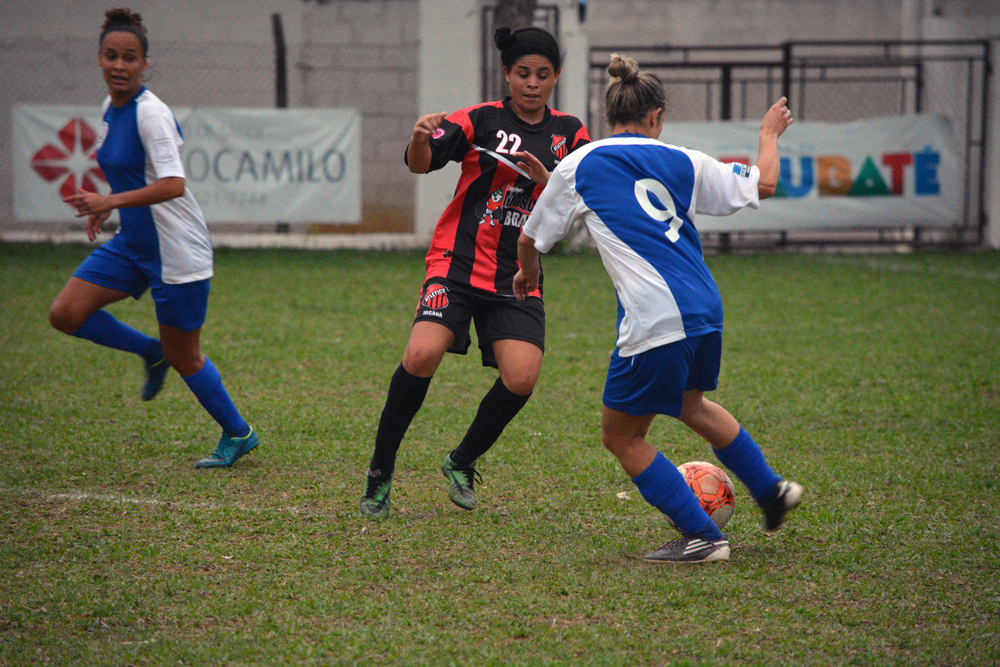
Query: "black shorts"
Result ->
[[413, 277, 545, 368]]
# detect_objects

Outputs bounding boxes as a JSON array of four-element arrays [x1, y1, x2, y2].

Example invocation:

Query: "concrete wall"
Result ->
[[583, 0, 902, 45], [1, 0, 995, 247], [0, 0, 419, 239]]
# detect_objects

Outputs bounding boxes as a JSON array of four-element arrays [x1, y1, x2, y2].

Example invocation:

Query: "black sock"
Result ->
[[450, 378, 531, 467], [369, 364, 432, 477]]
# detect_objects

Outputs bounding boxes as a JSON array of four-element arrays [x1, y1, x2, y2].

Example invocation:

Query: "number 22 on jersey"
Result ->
[[495, 130, 522, 155], [634, 178, 683, 242]]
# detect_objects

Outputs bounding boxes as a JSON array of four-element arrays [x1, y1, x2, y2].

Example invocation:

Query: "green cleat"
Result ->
[[441, 454, 482, 511], [141, 357, 170, 401], [359, 470, 393, 519], [196, 427, 259, 468]]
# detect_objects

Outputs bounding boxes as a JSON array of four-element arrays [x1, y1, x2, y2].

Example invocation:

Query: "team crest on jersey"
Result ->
[[550, 134, 567, 160], [422, 283, 449, 310]]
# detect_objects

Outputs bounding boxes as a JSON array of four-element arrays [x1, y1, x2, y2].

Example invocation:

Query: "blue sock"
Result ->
[[713, 427, 782, 505], [73, 310, 162, 361], [182, 357, 250, 437], [632, 451, 724, 541]]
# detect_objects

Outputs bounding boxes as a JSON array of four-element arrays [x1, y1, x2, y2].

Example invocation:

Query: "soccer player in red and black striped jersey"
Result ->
[[360, 25, 590, 518]]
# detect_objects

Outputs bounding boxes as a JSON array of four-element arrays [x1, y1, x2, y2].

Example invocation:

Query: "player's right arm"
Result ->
[[513, 165, 579, 300], [754, 97, 793, 199], [406, 112, 447, 174]]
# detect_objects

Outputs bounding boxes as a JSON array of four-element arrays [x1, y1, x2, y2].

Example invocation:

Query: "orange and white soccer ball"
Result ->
[[672, 461, 736, 530]]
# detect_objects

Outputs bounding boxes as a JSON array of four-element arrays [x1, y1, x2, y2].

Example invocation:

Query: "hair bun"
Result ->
[[103, 7, 145, 32], [494, 26, 515, 51], [607, 53, 639, 82]]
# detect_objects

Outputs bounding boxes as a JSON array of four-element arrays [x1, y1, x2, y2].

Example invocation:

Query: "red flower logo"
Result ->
[[30, 118, 106, 207]]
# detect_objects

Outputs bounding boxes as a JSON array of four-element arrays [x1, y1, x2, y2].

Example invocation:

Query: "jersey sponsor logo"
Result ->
[[550, 134, 567, 160], [432, 128, 445, 139], [29, 117, 107, 205], [421, 283, 449, 310], [420, 309, 443, 318], [732, 162, 751, 178], [480, 185, 506, 226], [476, 184, 536, 228]]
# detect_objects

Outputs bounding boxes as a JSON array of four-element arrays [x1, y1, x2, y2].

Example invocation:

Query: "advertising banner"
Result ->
[[658, 115, 961, 232], [13, 104, 361, 224]]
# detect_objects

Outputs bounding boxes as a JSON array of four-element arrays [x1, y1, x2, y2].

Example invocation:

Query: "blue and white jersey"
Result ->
[[523, 133, 760, 357], [96, 87, 212, 284]]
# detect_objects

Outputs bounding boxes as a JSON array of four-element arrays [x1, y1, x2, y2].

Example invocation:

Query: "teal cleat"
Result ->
[[442, 454, 482, 511], [141, 357, 170, 401], [359, 470, 393, 518], [196, 427, 259, 468]]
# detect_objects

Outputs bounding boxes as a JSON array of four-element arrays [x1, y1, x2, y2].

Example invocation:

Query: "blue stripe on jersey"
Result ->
[[97, 88, 161, 274], [574, 139, 723, 336]]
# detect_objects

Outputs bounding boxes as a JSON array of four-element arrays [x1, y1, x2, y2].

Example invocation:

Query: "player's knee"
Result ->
[[501, 374, 537, 397], [401, 348, 442, 377], [48, 302, 82, 334], [600, 427, 627, 456], [163, 347, 203, 377]]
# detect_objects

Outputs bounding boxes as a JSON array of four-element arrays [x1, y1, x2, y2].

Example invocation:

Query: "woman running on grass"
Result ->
[[360, 26, 590, 518], [514, 54, 802, 563], [49, 7, 258, 469]]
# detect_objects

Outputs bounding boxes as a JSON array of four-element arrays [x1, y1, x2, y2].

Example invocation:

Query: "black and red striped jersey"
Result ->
[[411, 98, 590, 297]]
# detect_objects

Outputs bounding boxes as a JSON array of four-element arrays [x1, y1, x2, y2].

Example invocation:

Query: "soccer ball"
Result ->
[[672, 461, 736, 530]]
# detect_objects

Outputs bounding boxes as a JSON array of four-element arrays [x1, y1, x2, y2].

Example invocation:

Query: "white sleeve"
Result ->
[[522, 165, 579, 253], [137, 107, 186, 180], [691, 150, 760, 216]]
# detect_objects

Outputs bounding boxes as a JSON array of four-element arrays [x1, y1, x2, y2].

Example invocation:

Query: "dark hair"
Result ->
[[605, 53, 666, 127], [100, 7, 148, 57], [494, 26, 562, 72]]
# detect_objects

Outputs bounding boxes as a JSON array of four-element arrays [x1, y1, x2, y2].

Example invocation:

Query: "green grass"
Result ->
[[1, 242, 999, 666]]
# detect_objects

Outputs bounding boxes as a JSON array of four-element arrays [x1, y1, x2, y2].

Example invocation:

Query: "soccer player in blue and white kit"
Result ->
[[49, 8, 258, 469], [513, 54, 802, 563]]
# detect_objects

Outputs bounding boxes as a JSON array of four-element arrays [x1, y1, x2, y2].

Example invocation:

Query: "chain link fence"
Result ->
[[586, 41, 990, 251]]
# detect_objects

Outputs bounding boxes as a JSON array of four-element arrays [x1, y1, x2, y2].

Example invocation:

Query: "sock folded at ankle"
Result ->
[[633, 451, 723, 541]]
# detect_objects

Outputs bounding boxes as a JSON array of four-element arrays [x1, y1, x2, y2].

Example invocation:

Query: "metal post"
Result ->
[[781, 42, 792, 101], [720, 65, 732, 120], [272, 13, 288, 109]]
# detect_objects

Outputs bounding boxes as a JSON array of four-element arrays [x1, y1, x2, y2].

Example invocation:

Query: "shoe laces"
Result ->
[[365, 472, 391, 499], [454, 465, 483, 489]]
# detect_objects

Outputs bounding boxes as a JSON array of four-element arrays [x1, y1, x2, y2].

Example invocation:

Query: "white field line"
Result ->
[[821, 256, 1000, 281], [0, 484, 661, 525], [0, 484, 322, 516]]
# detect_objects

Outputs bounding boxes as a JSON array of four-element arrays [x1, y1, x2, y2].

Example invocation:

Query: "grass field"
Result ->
[[1, 242, 998, 666]]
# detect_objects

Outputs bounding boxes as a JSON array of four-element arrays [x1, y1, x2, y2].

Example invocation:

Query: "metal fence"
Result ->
[[588, 40, 991, 251]]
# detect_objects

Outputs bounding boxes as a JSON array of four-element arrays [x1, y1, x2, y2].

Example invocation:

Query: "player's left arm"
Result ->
[[64, 108, 187, 219], [63, 177, 185, 219], [754, 97, 793, 199]]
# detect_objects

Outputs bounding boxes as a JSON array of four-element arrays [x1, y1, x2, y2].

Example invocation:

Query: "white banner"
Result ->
[[659, 115, 962, 232], [13, 104, 361, 224]]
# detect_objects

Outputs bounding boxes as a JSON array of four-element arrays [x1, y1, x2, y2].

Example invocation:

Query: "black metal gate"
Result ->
[[588, 41, 991, 251]]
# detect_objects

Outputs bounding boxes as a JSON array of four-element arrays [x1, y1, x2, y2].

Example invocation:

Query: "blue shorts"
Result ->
[[602, 331, 722, 418], [73, 234, 210, 331]]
